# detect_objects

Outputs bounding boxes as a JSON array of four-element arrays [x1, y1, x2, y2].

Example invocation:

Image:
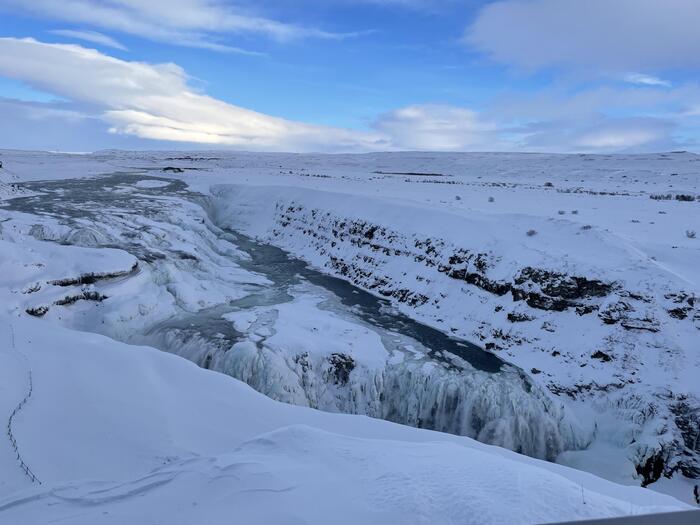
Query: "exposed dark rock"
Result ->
[[598, 301, 631, 324], [547, 381, 627, 399], [293, 352, 311, 375], [22, 283, 41, 294], [372, 171, 446, 177], [381, 289, 429, 307], [575, 304, 598, 315], [328, 353, 356, 385], [542, 322, 556, 333], [54, 291, 108, 306], [162, 166, 184, 173], [668, 307, 691, 320], [48, 262, 138, 286], [507, 311, 533, 323], [25, 305, 49, 317], [176, 251, 199, 261], [670, 399, 700, 478], [444, 267, 512, 296], [636, 449, 668, 487], [510, 268, 614, 312], [598, 301, 660, 332], [621, 318, 660, 333], [621, 291, 652, 303], [591, 350, 612, 362], [514, 267, 615, 301], [511, 288, 570, 312], [665, 292, 696, 307]]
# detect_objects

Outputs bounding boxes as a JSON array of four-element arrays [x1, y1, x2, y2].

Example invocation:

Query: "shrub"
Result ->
[[488, 196, 495, 203], [526, 229, 537, 237], [676, 194, 695, 202], [687, 230, 697, 239]]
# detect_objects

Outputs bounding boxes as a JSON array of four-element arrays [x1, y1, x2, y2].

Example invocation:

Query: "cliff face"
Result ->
[[211, 185, 700, 487]]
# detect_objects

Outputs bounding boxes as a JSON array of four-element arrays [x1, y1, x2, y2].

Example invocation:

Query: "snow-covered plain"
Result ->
[[0, 149, 698, 522]]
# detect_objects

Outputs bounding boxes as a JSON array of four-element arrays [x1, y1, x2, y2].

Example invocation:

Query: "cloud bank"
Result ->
[[0, 38, 387, 152], [0, 38, 516, 153], [466, 0, 700, 72], [4, 0, 356, 53], [0, 37, 698, 153]]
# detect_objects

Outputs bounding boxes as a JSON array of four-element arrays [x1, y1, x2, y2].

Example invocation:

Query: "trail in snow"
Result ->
[[5, 323, 41, 485]]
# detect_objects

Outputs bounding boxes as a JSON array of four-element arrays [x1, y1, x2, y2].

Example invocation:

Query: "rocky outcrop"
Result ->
[[54, 291, 108, 306], [273, 203, 624, 318], [511, 267, 615, 312], [48, 262, 138, 287], [25, 306, 49, 317], [636, 450, 669, 487], [670, 398, 700, 478]]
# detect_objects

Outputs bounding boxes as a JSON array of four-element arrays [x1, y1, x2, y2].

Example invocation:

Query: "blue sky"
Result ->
[[1, 0, 699, 152]]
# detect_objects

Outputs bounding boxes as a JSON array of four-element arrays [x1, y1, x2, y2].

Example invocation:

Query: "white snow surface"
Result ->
[[0, 312, 690, 524], [0, 149, 698, 521]]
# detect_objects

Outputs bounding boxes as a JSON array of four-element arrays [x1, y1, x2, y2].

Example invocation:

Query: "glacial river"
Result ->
[[3, 172, 504, 373]]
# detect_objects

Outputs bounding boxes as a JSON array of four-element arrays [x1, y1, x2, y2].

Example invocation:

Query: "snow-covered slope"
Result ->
[[0, 288, 691, 523]]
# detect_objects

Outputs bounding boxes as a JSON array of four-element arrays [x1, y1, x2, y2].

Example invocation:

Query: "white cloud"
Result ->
[[520, 117, 677, 153], [0, 38, 384, 152], [624, 73, 671, 88], [575, 123, 668, 150], [374, 105, 505, 151], [0, 38, 697, 153], [0, 97, 180, 151], [49, 29, 127, 51], [466, 0, 700, 72], [4, 0, 357, 52], [371, 101, 682, 153]]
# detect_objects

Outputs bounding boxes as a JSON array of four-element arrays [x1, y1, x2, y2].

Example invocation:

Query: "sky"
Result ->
[[0, 0, 700, 153]]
